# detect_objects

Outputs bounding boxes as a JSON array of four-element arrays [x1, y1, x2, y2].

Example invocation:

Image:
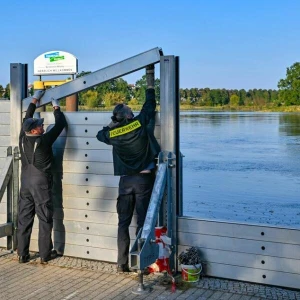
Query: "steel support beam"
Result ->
[[22, 47, 163, 111], [0, 155, 13, 202], [12, 147, 19, 250], [10, 63, 28, 146], [130, 160, 168, 271], [10, 63, 26, 249], [141, 161, 168, 240], [6, 147, 13, 249], [160, 55, 180, 272], [0, 223, 13, 239]]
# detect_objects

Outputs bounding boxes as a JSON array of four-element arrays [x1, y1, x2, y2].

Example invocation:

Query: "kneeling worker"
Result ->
[[18, 90, 67, 264]]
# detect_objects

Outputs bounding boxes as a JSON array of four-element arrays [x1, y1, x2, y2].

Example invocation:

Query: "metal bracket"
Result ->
[[166, 156, 176, 168], [13, 153, 21, 161], [11, 146, 20, 161], [130, 154, 171, 270], [33, 79, 72, 89]]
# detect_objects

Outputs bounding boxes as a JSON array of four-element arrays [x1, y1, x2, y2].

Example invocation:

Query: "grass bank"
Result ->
[[179, 105, 300, 112], [48, 104, 300, 113]]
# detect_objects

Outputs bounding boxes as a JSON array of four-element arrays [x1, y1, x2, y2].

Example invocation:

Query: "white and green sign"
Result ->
[[34, 50, 78, 75]]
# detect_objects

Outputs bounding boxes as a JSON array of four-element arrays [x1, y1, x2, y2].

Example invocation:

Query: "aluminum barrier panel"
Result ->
[[177, 217, 300, 289], [0, 100, 11, 247], [25, 111, 161, 262]]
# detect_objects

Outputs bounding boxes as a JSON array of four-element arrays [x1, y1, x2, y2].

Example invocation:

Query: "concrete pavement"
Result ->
[[0, 250, 299, 300]]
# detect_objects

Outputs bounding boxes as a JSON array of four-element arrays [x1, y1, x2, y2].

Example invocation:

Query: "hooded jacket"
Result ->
[[96, 88, 160, 176], [19, 103, 67, 175]]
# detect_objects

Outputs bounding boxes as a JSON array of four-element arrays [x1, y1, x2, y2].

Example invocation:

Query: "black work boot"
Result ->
[[18, 254, 30, 263], [117, 264, 131, 273], [40, 250, 58, 265]]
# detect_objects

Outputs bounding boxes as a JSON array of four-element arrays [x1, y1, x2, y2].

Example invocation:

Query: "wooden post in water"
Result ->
[[66, 94, 78, 111], [66, 75, 78, 111]]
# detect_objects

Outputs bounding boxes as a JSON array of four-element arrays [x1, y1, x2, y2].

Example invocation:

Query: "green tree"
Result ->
[[268, 89, 278, 103], [220, 89, 229, 105], [95, 78, 131, 104], [133, 75, 160, 104], [278, 62, 300, 105], [180, 89, 186, 104], [209, 89, 228, 106], [28, 85, 34, 97], [115, 78, 131, 102], [239, 89, 246, 105], [190, 88, 198, 104], [76, 71, 92, 105], [4, 84, 10, 99], [81, 90, 99, 108], [201, 88, 213, 106], [245, 89, 254, 106], [262, 90, 270, 103], [128, 98, 139, 106], [0, 85, 4, 98], [102, 91, 126, 107], [230, 94, 239, 107], [133, 76, 146, 105]]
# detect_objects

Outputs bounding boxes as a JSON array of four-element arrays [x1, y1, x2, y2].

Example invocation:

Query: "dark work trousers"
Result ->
[[17, 144, 53, 259], [117, 173, 155, 265]]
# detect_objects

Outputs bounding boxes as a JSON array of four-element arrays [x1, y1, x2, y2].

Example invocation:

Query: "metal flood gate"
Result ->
[[0, 48, 300, 289], [1, 48, 181, 265], [0, 101, 18, 250]]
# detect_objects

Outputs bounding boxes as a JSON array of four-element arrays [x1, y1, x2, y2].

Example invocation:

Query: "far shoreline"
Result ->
[[178, 105, 300, 113], [47, 105, 300, 113]]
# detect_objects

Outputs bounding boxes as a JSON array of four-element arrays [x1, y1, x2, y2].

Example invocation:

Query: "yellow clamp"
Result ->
[[33, 79, 72, 90], [33, 81, 45, 90]]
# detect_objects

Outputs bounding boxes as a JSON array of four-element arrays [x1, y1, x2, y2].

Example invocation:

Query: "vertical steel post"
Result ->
[[10, 63, 27, 146], [6, 147, 12, 250], [10, 63, 27, 250], [160, 55, 180, 272], [175, 57, 183, 217], [12, 147, 19, 250]]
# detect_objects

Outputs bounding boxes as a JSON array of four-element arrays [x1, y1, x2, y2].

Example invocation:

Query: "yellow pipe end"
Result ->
[[33, 81, 45, 90]]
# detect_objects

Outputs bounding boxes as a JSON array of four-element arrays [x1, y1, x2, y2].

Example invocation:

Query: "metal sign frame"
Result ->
[[22, 47, 163, 111]]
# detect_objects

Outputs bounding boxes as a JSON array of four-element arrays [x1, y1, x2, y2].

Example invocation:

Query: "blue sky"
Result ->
[[1, 0, 299, 90]]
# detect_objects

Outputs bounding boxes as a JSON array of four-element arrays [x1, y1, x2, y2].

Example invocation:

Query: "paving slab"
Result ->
[[0, 249, 299, 300]]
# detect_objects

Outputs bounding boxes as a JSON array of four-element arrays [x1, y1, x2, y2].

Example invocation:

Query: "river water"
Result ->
[[181, 111, 300, 229]]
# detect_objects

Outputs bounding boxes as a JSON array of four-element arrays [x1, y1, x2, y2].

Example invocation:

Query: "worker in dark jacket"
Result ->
[[17, 90, 67, 264], [96, 65, 160, 273]]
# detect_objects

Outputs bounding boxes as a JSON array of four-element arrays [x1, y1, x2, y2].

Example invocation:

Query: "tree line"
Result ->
[[1, 62, 299, 108], [0, 84, 10, 99]]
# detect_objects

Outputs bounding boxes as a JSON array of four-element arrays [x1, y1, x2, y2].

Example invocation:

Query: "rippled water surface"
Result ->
[[180, 112, 300, 228]]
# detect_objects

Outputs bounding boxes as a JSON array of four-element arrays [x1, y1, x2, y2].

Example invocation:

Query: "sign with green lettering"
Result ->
[[34, 51, 78, 75], [50, 56, 65, 62]]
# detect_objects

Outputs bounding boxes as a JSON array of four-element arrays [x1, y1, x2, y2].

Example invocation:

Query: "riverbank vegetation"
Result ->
[[1, 62, 300, 112]]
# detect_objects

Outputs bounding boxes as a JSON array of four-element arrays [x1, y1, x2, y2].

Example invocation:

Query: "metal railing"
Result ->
[[0, 146, 19, 251]]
